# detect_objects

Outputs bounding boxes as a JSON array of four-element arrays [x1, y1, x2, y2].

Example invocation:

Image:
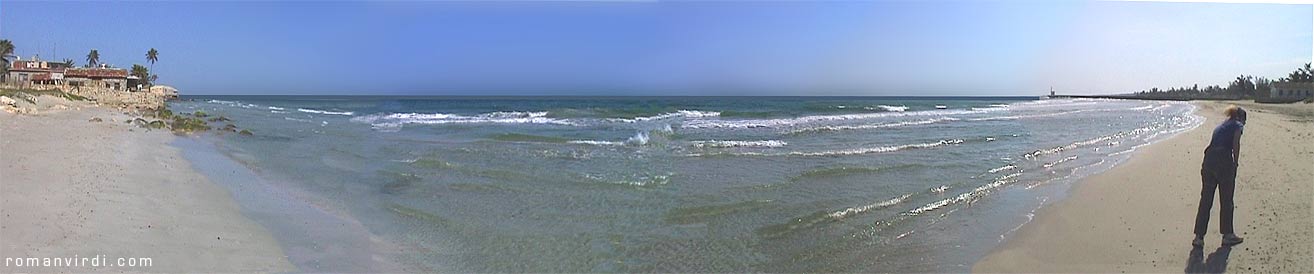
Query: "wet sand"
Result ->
[[0, 107, 293, 272], [975, 101, 1314, 272]]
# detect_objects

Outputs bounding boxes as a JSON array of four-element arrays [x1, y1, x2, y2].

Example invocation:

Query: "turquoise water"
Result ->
[[172, 96, 1201, 272]]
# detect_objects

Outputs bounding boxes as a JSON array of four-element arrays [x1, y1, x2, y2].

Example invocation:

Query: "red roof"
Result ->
[[66, 68, 128, 79]]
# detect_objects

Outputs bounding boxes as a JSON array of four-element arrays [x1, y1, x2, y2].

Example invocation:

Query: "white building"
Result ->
[[1270, 82, 1314, 100]]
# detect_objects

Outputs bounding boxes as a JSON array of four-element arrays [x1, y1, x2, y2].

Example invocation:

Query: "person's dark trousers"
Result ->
[[1195, 147, 1237, 236]]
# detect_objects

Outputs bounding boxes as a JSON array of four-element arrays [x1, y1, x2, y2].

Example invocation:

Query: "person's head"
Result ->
[[1224, 105, 1247, 123]]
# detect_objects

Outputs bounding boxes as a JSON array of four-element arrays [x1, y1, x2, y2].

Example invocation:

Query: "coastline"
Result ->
[[0, 107, 293, 272], [975, 101, 1314, 272]]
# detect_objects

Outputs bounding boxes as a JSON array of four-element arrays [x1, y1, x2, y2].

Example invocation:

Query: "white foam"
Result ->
[[608, 110, 721, 123], [351, 111, 575, 127], [873, 105, 909, 112], [786, 117, 959, 134], [682, 108, 996, 129], [690, 140, 788, 148], [906, 171, 1023, 216], [930, 185, 950, 193], [691, 139, 964, 157], [207, 99, 258, 108], [968, 109, 1088, 121], [567, 140, 625, 146], [268, 106, 286, 110], [828, 193, 913, 219], [298, 108, 355, 116], [1043, 156, 1079, 168], [567, 131, 651, 146], [987, 164, 1016, 173], [626, 131, 649, 145]]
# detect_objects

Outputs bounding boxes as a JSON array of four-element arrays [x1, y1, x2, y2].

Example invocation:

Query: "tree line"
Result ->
[[1134, 63, 1313, 100]]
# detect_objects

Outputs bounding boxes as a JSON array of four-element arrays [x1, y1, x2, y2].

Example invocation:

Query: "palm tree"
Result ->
[[0, 40, 14, 83], [145, 48, 159, 86], [145, 48, 158, 67], [86, 49, 100, 67], [62, 58, 75, 68], [131, 64, 150, 90]]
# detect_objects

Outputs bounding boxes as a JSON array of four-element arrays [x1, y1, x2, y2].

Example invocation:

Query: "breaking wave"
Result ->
[[690, 140, 788, 148], [681, 108, 998, 129], [690, 139, 965, 157], [298, 108, 355, 116], [351, 111, 575, 128], [607, 110, 721, 123], [786, 117, 959, 134]]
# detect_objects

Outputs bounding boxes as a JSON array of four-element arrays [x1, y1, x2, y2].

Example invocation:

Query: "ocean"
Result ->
[[170, 96, 1202, 272]]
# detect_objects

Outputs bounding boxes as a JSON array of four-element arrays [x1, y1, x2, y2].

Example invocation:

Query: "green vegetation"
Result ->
[[145, 48, 159, 85], [0, 39, 13, 81], [131, 64, 151, 85], [1134, 63, 1313, 100], [169, 116, 210, 132], [85, 49, 100, 67], [192, 110, 208, 117]]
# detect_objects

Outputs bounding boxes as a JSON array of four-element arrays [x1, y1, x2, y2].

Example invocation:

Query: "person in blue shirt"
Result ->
[[1193, 105, 1246, 247]]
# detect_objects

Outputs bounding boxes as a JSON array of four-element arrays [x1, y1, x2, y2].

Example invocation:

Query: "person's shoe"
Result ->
[[1222, 234, 1244, 246], [1192, 236, 1204, 247]]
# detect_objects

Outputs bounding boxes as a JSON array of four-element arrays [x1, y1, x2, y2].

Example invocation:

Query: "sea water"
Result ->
[[171, 96, 1201, 272]]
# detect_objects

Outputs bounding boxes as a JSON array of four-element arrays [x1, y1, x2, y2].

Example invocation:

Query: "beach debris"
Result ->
[[89, 117, 103, 122]]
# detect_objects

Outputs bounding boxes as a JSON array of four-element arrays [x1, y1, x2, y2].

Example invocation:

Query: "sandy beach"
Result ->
[[975, 101, 1314, 272], [0, 106, 292, 272]]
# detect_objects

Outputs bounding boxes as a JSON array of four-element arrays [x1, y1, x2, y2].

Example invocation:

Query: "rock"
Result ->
[[239, 129, 253, 136], [0, 96, 15, 106], [89, 117, 103, 122]]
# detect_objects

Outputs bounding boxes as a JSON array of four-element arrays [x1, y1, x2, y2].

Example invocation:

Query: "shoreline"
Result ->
[[174, 136, 412, 272], [974, 101, 1314, 272], [0, 107, 293, 272]]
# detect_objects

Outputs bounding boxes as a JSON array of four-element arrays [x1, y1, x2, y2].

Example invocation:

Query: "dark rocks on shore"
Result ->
[[88, 117, 103, 122]]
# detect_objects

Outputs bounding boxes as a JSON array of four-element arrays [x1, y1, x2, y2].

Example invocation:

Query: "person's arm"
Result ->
[[1232, 127, 1243, 165]]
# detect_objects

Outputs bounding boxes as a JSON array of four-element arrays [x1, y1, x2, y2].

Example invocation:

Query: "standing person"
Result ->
[[1193, 105, 1246, 246]]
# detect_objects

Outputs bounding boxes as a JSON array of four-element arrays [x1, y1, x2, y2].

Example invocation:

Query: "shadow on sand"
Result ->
[[1184, 245, 1232, 273]]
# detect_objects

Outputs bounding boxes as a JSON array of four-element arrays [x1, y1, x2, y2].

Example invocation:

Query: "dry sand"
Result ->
[[975, 101, 1314, 272], [0, 107, 293, 272]]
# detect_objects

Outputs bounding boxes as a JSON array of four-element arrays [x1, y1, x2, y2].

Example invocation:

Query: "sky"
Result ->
[[1, 1, 1310, 96]]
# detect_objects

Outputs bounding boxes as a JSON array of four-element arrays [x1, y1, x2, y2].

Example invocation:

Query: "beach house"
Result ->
[[65, 65, 130, 91], [1269, 81, 1314, 100], [6, 57, 67, 86], [7, 57, 131, 91]]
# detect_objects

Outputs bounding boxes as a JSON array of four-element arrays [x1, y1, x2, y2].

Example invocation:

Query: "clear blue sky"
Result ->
[[1, 1, 1309, 95]]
